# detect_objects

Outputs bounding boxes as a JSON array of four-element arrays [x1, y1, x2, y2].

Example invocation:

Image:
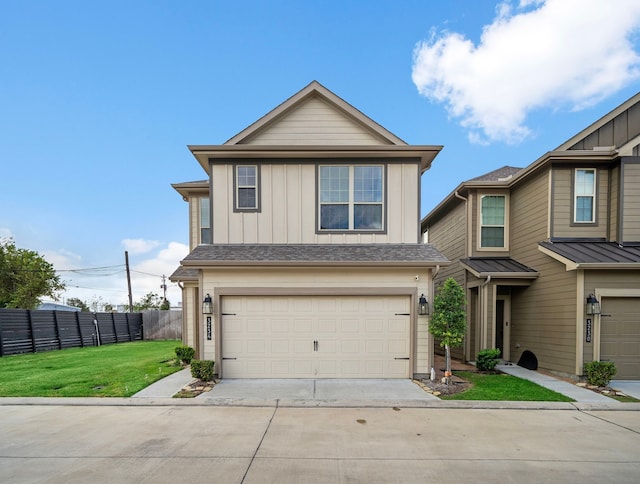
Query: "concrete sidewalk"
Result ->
[[131, 368, 194, 398], [497, 363, 619, 404]]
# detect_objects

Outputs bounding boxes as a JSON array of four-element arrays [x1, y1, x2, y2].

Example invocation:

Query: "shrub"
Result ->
[[191, 360, 215, 381], [584, 361, 616, 387], [476, 348, 501, 372], [175, 346, 195, 365]]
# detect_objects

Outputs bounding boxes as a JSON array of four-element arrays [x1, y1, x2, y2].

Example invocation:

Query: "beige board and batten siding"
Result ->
[[622, 162, 640, 242], [200, 267, 432, 376], [551, 167, 609, 239], [610, 164, 619, 241], [240, 96, 390, 146], [212, 162, 420, 244]]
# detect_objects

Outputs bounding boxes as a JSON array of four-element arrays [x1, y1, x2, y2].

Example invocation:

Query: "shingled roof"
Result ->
[[179, 244, 448, 267]]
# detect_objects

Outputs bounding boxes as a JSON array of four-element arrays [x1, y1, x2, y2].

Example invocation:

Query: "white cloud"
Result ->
[[412, 0, 640, 144], [121, 238, 162, 255]]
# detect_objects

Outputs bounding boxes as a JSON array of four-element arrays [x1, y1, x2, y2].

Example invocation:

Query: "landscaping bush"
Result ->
[[191, 359, 215, 381], [584, 361, 616, 387], [476, 348, 501, 372], [175, 346, 195, 365]]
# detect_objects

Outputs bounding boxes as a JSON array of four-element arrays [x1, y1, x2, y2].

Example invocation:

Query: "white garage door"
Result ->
[[601, 297, 640, 380], [221, 295, 411, 378]]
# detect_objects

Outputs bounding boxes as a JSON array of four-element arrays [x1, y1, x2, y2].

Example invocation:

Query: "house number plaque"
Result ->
[[206, 316, 212, 341], [586, 318, 591, 343]]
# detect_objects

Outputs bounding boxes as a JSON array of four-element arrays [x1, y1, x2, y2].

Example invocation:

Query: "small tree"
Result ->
[[429, 277, 466, 384]]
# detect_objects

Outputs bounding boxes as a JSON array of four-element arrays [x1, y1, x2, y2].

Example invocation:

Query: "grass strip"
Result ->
[[0, 340, 181, 397], [441, 371, 575, 402]]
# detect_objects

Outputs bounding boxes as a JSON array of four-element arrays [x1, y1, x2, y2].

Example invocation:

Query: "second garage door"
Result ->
[[601, 296, 640, 380], [221, 295, 411, 378]]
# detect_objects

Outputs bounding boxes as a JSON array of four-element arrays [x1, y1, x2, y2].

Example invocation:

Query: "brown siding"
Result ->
[[569, 102, 640, 150], [622, 161, 640, 242], [510, 169, 579, 375], [610, 164, 619, 241], [551, 167, 608, 239], [424, 200, 467, 360], [426, 200, 467, 289]]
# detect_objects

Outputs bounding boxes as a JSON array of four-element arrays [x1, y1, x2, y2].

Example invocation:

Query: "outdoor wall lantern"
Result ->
[[202, 293, 213, 315], [586, 294, 601, 315], [418, 294, 429, 316]]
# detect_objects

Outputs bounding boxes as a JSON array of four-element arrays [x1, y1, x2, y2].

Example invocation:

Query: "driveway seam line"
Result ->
[[241, 398, 279, 483]]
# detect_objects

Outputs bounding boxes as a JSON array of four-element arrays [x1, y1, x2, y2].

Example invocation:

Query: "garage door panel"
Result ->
[[601, 297, 640, 379], [221, 295, 411, 378]]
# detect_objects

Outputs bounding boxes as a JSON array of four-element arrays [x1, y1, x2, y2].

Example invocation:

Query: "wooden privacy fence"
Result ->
[[142, 310, 182, 340], [0, 309, 143, 356]]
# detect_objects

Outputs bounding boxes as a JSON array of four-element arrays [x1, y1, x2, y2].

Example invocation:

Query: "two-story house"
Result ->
[[170, 81, 448, 379], [422, 92, 640, 380]]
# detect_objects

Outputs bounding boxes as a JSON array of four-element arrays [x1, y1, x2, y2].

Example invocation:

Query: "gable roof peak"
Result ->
[[224, 81, 407, 146]]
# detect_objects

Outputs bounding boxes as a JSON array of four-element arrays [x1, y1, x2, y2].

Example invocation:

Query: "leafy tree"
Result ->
[[126, 292, 164, 311], [160, 298, 171, 310], [67, 297, 90, 312], [0, 239, 65, 309], [429, 277, 466, 384]]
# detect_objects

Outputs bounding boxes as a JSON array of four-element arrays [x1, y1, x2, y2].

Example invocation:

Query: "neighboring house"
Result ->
[[422, 92, 640, 380], [170, 81, 448, 379], [38, 301, 81, 312]]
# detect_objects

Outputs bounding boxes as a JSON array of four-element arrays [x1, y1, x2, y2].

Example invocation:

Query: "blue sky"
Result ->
[[1, 0, 640, 307]]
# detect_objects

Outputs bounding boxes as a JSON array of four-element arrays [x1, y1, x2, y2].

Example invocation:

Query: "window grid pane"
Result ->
[[480, 195, 505, 248], [236, 166, 258, 209], [575, 169, 595, 222], [319, 165, 384, 231]]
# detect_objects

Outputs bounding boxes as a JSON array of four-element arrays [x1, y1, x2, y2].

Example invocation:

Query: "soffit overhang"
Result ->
[[188, 145, 443, 174]]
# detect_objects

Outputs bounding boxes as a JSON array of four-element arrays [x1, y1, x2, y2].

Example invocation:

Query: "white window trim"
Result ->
[[318, 164, 385, 232], [477, 192, 509, 251], [573, 168, 596, 224]]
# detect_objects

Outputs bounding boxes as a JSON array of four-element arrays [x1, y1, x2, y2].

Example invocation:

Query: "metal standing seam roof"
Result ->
[[460, 257, 539, 278], [539, 241, 640, 268], [179, 244, 449, 266]]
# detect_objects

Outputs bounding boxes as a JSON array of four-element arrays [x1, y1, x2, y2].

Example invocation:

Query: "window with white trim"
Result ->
[[480, 194, 506, 248], [574, 169, 595, 223], [199, 197, 210, 244], [319, 165, 384, 231], [235, 165, 258, 210]]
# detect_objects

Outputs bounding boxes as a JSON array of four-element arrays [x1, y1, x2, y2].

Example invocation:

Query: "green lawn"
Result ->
[[0, 340, 182, 397], [441, 371, 575, 402]]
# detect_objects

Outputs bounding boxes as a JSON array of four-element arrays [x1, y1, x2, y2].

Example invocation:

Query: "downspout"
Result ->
[[454, 190, 472, 257]]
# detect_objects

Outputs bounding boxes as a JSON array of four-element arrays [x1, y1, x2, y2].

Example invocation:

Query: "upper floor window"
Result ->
[[235, 165, 259, 211], [318, 165, 384, 231], [480, 194, 506, 248], [199, 197, 210, 244], [574, 169, 595, 223]]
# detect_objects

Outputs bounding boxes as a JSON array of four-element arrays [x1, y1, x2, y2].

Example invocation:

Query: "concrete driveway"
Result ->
[[198, 378, 439, 406], [611, 380, 640, 399], [1, 404, 639, 483]]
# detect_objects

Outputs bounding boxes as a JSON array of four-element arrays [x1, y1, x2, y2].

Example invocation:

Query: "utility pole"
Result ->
[[125, 251, 133, 312], [160, 274, 167, 302]]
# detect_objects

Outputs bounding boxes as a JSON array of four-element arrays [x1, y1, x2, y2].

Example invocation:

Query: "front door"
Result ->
[[495, 296, 511, 362]]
